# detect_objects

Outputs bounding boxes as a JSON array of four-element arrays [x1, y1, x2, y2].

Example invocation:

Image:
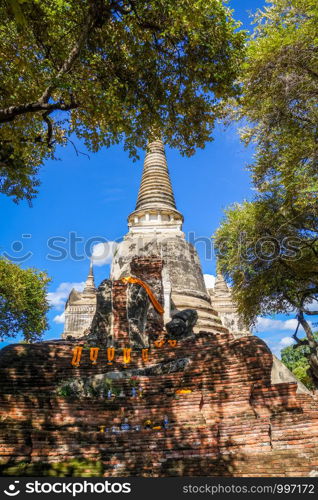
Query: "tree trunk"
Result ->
[[298, 311, 318, 388]]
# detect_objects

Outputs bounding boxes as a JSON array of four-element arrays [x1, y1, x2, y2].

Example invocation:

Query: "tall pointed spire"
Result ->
[[128, 139, 183, 232], [209, 272, 250, 338], [136, 139, 177, 211], [83, 259, 95, 294], [214, 273, 230, 295]]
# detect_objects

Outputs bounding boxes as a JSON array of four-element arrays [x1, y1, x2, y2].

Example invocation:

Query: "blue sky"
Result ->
[[0, 0, 305, 356]]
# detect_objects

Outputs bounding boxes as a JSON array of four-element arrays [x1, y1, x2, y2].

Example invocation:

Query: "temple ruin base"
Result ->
[[1, 330, 318, 477]]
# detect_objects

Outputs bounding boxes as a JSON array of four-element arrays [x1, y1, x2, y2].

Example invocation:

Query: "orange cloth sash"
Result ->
[[121, 276, 164, 315]]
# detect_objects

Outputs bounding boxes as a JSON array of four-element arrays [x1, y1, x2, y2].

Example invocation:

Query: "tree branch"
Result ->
[[42, 110, 54, 148], [302, 309, 318, 315], [297, 310, 318, 349], [39, 2, 97, 105], [0, 0, 107, 124], [66, 138, 90, 159], [292, 318, 308, 348], [0, 100, 78, 124]]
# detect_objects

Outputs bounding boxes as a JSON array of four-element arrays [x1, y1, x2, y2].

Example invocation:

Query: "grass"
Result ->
[[0, 459, 104, 477]]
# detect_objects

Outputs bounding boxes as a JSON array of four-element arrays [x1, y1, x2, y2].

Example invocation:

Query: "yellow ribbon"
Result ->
[[121, 276, 164, 315], [142, 348, 149, 362], [90, 347, 99, 364], [123, 347, 132, 364], [71, 346, 83, 367], [107, 347, 115, 364]]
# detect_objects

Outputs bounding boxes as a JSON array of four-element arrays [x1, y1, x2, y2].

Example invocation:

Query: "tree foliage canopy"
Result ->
[[281, 333, 318, 390], [214, 0, 318, 384], [214, 198, 318, 327], [215, 196, 318, 383], [0, 0, 245, 203], [0, 259, 50, 342], [239, 0, 318, 209]]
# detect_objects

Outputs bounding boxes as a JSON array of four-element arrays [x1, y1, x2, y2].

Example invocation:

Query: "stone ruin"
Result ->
[[62, 260, 97, 340], [87, 256, 165, 348], [1, 327, 318, 476], [0, 140, 318, 476], [207, 273, 250, 339]]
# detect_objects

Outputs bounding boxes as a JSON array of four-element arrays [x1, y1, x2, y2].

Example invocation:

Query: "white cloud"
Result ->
[[305, 300, 318, 313], [286, 299, 318, 315], [91, 241, 118, 266], [53, 312, 65, 324], [255, 317, 299, 333], [254, 316, 314, 359], [47, 282, 85, 310], [266, 336, 295, 359], [204, 274, 215, 289], [279, 336, 295, 347]]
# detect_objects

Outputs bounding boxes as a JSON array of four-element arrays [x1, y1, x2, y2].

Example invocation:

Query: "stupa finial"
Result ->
[[83, 258, 95, 294], [214, 272, 229, 295], [135, 139, 177, 212], [127, 138, 183, 232]]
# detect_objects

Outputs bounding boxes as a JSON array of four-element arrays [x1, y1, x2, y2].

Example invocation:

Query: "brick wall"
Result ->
[[111, 280, 129, 344], [0, 331, 318, 477], [111, 257, 164, 346], [130, 256, 164, 336]]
